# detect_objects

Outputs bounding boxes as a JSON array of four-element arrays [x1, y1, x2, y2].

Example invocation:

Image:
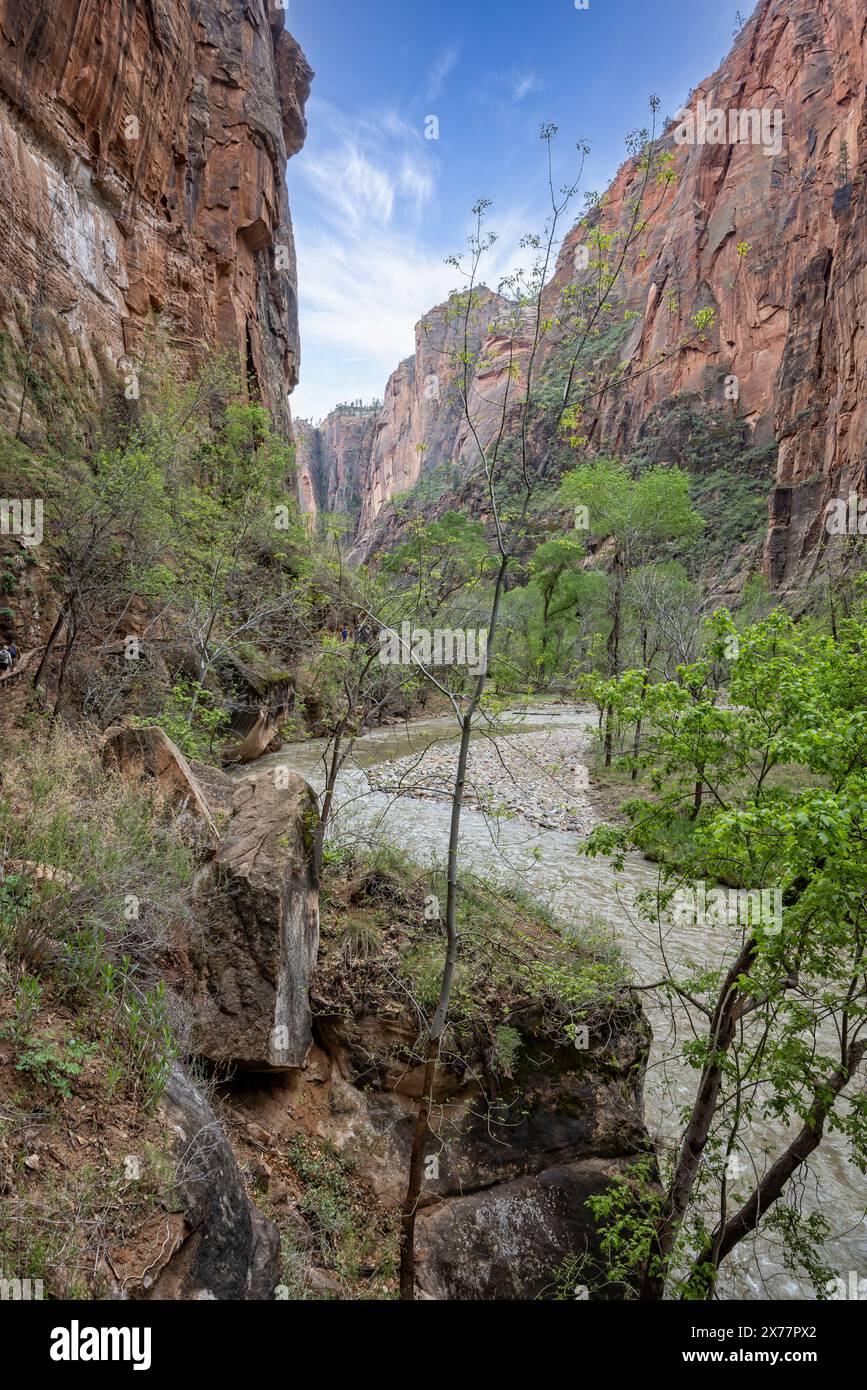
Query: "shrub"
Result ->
[[131, 680, 229, 762]]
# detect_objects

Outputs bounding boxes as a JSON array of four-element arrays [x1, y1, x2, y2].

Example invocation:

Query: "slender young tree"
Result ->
[[558, 458, 704, 764], [396, 102, 707, 1296]]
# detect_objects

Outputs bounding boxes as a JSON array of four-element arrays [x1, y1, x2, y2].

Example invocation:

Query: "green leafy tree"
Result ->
[[583, 608, 867, 1298], [380, 511, 496, 614], [559, 457, 704, 762], [494, 535, 606, 689]]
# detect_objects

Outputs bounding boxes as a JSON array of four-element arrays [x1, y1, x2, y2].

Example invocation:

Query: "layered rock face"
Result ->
[[102, 724, 220, 838], [338, 0, 865, 589], [0, 0, 312, 437], [352, 290, 510, 548], [234, 996, 650, 1299], [291, 292, 511, 552], [294, 406, 378, 524], [294, 289, 509, 539], [548, 0, 867, 590]]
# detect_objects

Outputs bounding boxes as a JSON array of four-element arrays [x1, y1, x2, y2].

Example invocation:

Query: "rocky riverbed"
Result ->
[[366, 722, 599, 833]]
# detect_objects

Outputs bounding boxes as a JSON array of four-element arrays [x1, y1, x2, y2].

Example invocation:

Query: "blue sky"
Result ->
[[284, 0, 749, 421]]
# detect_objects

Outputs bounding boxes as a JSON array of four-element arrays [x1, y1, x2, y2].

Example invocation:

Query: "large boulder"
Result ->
[[414, 1158, 634, 1300], [314, 1002, 649, 1204], [212, 651, 293, 764], [102, 726, 219, 839], [147, 1066, 280, 1300], [298, 997, 651, 1297], [189, 769, 320, 1070], [222, 707, 284, 763]]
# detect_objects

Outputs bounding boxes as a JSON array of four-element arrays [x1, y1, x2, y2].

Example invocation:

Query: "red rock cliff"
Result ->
[[0, 0, 312, 437], [553, 0, 867, 590], [295, 406, 378, 525], [345, 0, 865, 590]]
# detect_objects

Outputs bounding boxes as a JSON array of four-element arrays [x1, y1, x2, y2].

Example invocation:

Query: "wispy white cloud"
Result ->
[[511, 71, 541, 103], [294, 100, 435, 229], [397, 154, 436, 215], [425, 45, 459, 102], [291, 211, 551, 421], [289, 98, 549, 422], [472, 67, 545, 125], [299, 145, 398, 228], [296, 227, 454, 369]]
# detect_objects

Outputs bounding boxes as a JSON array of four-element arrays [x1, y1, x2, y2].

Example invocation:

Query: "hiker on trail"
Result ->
[[8, 641, 17, 667], [0, 645, 11, 675], [341, 625, 349, 642]]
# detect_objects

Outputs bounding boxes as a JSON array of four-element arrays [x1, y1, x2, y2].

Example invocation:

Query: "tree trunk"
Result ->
[[398, 562, 508, 1299], [639, 937, 758, 1299], [313, 722, 344, 878], [691, 1038, 867, 1297], [631, 628, 650, 781], [31, 605, 67, 692], [52, 603, 77, 717], [398, 1038, 438, 1299], [604, 559, 624, 767]]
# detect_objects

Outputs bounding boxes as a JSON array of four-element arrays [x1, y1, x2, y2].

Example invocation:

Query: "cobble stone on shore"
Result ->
[[367, 724, 597, 834]]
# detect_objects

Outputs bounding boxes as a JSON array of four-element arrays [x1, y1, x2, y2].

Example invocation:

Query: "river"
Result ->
[[248, 706, 866, 1301]]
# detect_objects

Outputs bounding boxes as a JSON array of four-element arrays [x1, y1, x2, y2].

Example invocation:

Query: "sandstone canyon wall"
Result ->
[[334, 0, 866, 591], [355, 288, 510, 534], [0, 0, 312, 439], [294, 405, 378, 524], [551, 0, 867, 591], [295, 288, 509, 540]]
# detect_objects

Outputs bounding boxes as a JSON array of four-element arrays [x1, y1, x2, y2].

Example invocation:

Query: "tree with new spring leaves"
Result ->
[[581, 607, 867, 1298], [379, 511, 497, 616], [558, 457, 704, 763], [395, 99, 728, 1298], [495, 532, 605, 689]]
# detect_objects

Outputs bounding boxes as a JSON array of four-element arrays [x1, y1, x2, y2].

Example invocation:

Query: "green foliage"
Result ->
[[559, 456, 704, 563], [284, 1136, 396, 1288], [116, 980, 176, 1109], [6, 972, 42, 1044], [493, 1024, 522, 1075], [11, 349, 308, 731], [585, 1158, 663, 1296], [381, 510, 496, 613], [493, 536, 607, 689], [0, 726, 193, 1112], [322, 846, 629, 1055], [553, 458, 705, 741], [583, 605, 867, 1295], [338, 916, 381, 964], [14, 1035, 95, 1101], [131, 681, 229, 762], [628, 396, 777, 568], [0, 1137, 178, 1299]]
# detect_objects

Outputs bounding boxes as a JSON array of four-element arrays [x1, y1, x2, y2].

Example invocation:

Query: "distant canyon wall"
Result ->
[[324, 0, 866, 591], [294, 406, 377, 523], [0, 0, 312, 438]]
